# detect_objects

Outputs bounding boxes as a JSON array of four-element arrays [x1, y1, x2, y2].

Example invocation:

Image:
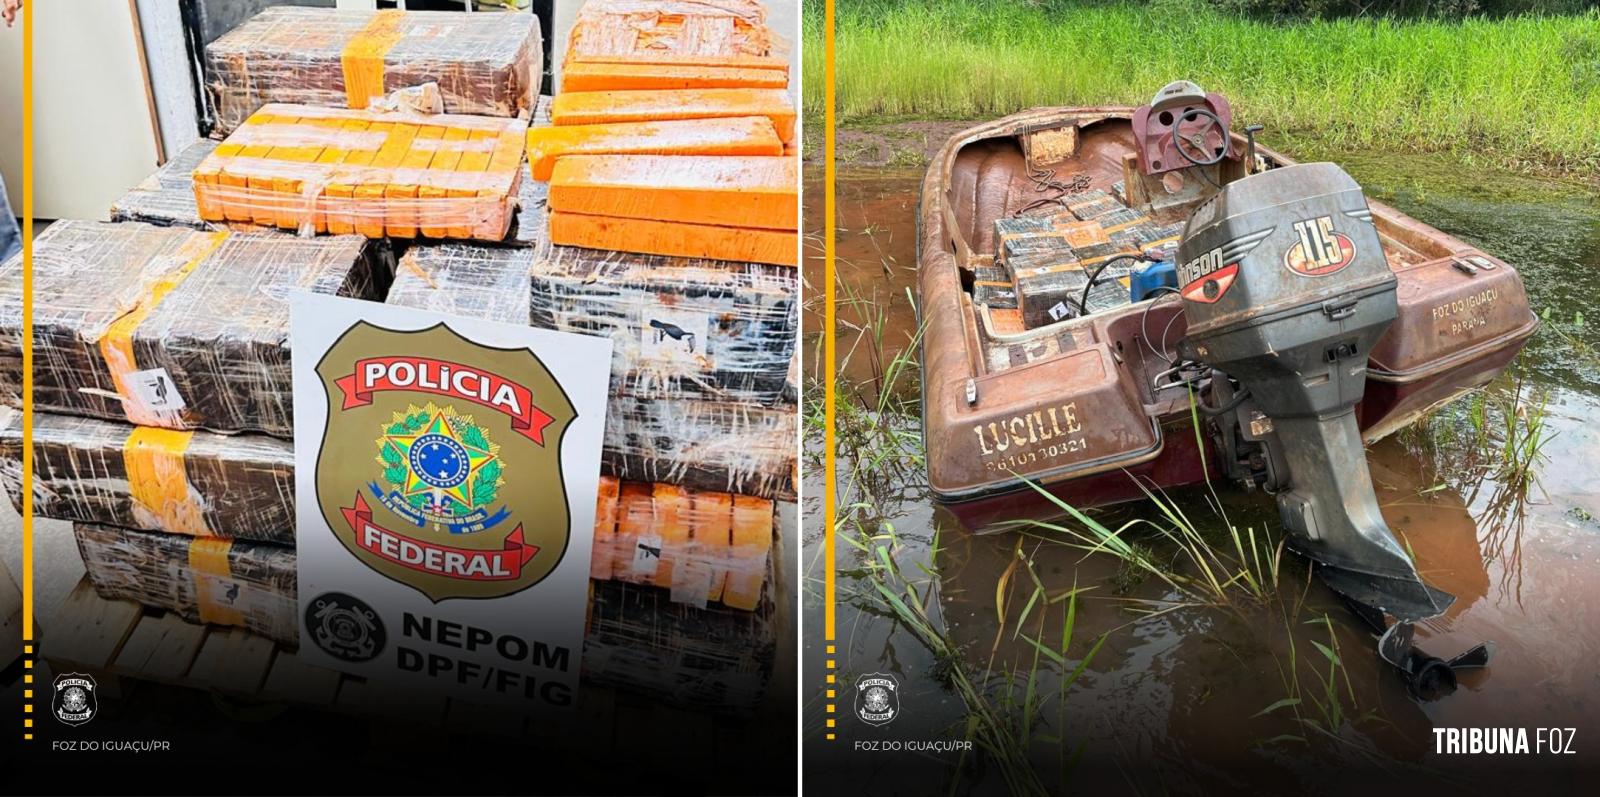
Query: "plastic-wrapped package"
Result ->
[[4, 413, 779, 599], [206, 7, 541, 136], [112, 137, 543, 251], [108, 139, 220, 229], [531, 243, 797, 406], [545, 153, 798, 265], [74, 522, 299, 644], [526, 116, 783, 181], [604, 396, 794, 501], [0, 410, 294, 545], [584, 573, 776, 716], [592, 477, 772, 611], [565, 0, 787, 74], [192, 104, 527, 241], [6, 412, 779, 605], [549, 88, 796, 145], [388, 244, 797, 499], [0, 221, 381, 437]]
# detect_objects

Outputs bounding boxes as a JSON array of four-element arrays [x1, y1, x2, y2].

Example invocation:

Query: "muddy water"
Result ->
[[803, 159, 1600, 792]]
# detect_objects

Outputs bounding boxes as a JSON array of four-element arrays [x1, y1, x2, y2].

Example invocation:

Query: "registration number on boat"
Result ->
[[981, 438, 1090, 473]]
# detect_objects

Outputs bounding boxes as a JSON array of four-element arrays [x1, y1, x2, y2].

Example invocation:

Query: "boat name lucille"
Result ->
[[973, 402, 1082, 457]]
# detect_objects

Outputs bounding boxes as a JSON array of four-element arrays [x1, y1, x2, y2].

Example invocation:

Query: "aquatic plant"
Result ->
[[1256, 613, 1386, 759], [802, 241, 925, 488]]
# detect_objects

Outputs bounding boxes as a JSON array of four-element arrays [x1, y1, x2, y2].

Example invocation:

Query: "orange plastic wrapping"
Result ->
[[551, 88, 795, 144], [562, 62, 788, 92], [193, 104, 527, 241], [724, 494, 773, 610], [597, 477, 773, 610], [549, 211, 797, 266], [592, 476, 620, 580], [549, 154, 796, 230], [525, 116, 782, 180]]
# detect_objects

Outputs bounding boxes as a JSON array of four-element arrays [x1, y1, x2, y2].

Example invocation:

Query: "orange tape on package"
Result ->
[[193, 104, 527, 242]]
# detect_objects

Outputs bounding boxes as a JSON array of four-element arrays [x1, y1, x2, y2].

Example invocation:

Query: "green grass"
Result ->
[[803, 0, 1600, 171]]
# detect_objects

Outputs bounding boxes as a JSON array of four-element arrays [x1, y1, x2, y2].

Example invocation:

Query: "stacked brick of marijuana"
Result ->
[[0, 221, 381, 436], [0, 221, 382, 642], [989, 188, 1185, 328], [112, 137, 545, 249], [204, 7, 541, 136], [531, 0, 797, 266], [192, 105, 528, 241]]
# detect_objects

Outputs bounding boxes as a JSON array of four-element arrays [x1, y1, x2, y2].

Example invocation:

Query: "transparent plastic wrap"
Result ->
[[584, 573, 776, 716], [73, 522, 299, 645], [534, 245, 796, 404], [108, 139, 220, 229], [193, 104, 528, 241], [0, 410, 294, 545], [4, 410, 778, 600], [604, 397, 794, 500], [206, 7, 541, 136], [0, 221, 381, 437], [389, 244, 797, 498], [114, 137, 541, 251], [591, 477, 773, 611], [565, 0, 786, 70]]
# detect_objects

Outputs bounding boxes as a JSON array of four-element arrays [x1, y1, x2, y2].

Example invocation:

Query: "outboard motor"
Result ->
[[1173, 162, 1451, 623]]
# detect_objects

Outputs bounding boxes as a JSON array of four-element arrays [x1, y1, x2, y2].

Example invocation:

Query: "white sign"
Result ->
[[290, 292, 611, 712]]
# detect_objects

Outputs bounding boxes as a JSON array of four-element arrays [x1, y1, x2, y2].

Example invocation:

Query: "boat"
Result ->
[[917, 82, 1536, 665]]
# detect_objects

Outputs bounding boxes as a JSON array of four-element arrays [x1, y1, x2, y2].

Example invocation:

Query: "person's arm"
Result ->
[[2, 0, 20, 28]]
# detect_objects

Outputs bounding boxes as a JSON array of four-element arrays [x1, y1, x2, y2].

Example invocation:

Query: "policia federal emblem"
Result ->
[[52, 673, 98, 726], [313, 322, 577, 602]]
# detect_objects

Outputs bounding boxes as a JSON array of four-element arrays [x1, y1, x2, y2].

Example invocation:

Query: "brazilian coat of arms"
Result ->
[[313, 322, 577, 602]]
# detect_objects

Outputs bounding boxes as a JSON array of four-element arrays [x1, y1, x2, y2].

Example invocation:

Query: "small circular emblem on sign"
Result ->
[[306, 591, 386, 663]]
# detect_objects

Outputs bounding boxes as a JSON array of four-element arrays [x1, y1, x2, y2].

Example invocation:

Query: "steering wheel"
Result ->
[[1169, 107, 1228, 167]]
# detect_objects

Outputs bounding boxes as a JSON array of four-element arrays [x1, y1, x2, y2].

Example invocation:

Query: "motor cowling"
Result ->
[[1175, 162, 1451, 623]]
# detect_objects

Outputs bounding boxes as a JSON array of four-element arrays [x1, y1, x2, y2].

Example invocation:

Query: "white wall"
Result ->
[[27, 0, 162, 220]]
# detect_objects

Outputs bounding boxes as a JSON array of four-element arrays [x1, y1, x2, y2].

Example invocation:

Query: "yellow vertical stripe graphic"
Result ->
[[123, 428, 209, 537], [187, 538, 243, 627], [20, 1, 35, 738], [341, 9, 407, 110], [823, 0, 839, 742], [98, 231, 230, 426]]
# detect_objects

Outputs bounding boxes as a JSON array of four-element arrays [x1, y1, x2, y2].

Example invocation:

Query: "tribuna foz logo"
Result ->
[[1433, 727, 1577, 755], [315, 322, 577, 602]]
